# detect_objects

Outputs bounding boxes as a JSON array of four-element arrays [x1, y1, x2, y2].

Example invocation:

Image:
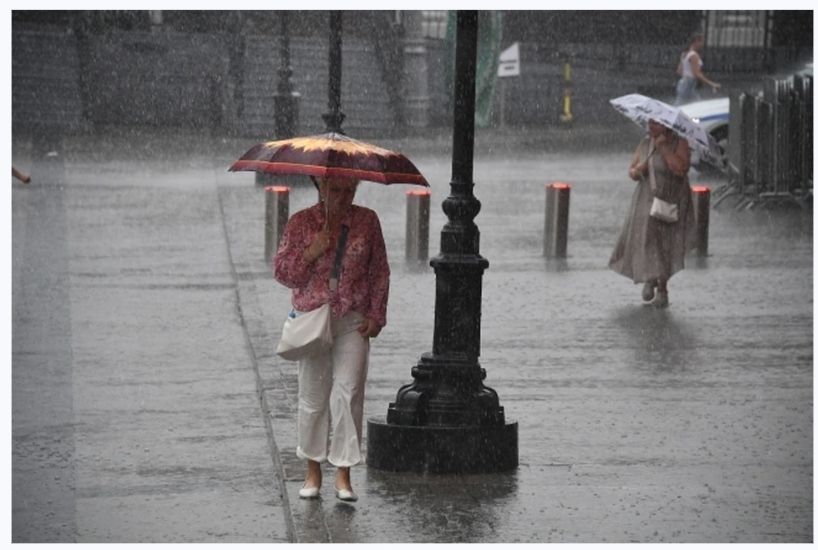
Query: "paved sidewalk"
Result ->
[[218, 141, 812, 542], [11, 133, 290, 542], [11, 126, 813, 543]]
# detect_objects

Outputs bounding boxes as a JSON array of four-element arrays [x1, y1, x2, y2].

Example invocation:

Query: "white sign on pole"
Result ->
[[497, 42, 520, 77]]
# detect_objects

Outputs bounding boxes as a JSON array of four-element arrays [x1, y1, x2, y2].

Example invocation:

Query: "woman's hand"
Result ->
[[629, 161, 647, 181], [654, 132, 669, 149], [358, 318, 382, 338], [303, 229, 332, 263]]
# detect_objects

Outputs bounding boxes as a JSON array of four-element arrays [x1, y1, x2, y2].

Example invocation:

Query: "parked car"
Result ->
[[679, 97, 729, 174], [679, 63, 813, 175]]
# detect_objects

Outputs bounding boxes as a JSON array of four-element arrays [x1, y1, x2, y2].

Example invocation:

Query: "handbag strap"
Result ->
[[646, 139, 658, 193], [328, 224, 349, 292]]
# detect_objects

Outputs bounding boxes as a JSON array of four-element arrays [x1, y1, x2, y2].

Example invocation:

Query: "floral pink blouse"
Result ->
[[273, 203, 390, 328]]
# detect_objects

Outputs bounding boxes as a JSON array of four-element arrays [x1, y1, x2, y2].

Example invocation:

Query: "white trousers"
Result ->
[[296, 311, 369, 467]]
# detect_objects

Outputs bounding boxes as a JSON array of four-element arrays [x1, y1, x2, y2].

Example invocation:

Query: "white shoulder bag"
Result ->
[[276, 225, 349, 361]]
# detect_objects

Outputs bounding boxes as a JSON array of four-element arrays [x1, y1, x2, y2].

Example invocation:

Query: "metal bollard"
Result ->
[[264, 186, 290, 263], [544, 182, 570, 258], [405, 189, 430, 266], [691, 186, 710, 257]]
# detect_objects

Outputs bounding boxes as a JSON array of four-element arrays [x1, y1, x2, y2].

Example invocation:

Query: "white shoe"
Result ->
[[335, 488, 358, 502], [642, 281, 656, 301], [298, 486, 320, 499]]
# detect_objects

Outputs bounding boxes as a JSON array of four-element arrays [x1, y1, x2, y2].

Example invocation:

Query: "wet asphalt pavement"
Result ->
[[11, 127, 812, 543]]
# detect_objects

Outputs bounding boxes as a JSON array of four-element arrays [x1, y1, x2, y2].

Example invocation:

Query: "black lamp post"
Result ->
[[274, 10, 299, 139], [367, 11, 518, 474], [322, 11, 346, 133], [258, 11, 301, 187]]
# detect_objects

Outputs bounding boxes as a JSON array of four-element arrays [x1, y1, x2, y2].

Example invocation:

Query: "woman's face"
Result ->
[[320, 177, 359, 218], [648, 120, 665, 138]]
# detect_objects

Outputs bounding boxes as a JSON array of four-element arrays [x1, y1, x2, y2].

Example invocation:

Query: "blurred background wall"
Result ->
[[11, 10, 813, 139]]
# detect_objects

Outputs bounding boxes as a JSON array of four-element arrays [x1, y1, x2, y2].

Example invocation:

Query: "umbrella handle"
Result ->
[[323, 185, 330, 231]]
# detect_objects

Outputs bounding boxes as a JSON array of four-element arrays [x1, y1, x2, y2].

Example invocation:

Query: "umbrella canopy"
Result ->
[[229, 132, 429, 187], [609, 93, 718, 163]]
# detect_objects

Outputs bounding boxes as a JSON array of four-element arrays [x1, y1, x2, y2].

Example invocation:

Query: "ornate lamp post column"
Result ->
[[322, 11, 345, 133], [273, 10, 299, 139], [367, 11, 518, 474], [259, 12, 301, 186]]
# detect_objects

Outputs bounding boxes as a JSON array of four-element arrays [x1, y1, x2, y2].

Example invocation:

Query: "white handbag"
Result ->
[[650, 197, 679, 223], [275, 225, 349, 362], [275, 303, 333, 361], [647, 141, 679, 223]]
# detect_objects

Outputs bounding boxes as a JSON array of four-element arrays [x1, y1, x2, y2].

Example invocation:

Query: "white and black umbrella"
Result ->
[[609, 93, 719, 163]]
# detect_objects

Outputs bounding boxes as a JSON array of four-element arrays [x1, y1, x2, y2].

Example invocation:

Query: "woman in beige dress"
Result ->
[[609, 119, 696, 308]]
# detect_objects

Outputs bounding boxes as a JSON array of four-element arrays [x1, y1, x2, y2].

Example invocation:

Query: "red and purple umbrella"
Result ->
[[229, 132, 429, 187]]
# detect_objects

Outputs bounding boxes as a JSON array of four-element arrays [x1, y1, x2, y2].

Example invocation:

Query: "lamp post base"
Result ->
[[366, 417, 518, 473]]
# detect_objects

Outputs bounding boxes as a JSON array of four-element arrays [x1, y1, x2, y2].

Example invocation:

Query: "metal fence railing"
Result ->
[[717, 70, 813, 209], [704, 11, 771, 49]]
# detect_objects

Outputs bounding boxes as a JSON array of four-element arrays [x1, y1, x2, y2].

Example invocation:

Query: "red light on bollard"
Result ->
[[692, 185, 711, 194], [265, 185, 290, 194], [549, 182, 571, 191], [407, 189, 431, 197]]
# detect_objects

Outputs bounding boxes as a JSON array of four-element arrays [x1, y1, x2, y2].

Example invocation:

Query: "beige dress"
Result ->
[[609, 135, 695, 283]]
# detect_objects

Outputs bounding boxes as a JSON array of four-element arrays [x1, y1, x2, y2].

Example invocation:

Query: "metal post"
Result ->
[[274, 10, 300, 139], [777, 78, 793, 194], [738, 93, 751, 195], [367, 10, 518, 474], [405, 189, 430, 267], [264, 186, 289, 263], [259, 11, 302, 188], [322, 11, 345, 133], [690, 186, 710, 257], [727, 90, 742, 180], [499, 78, 506, 128], [757, 98, 773, 195], [543, 182, 571, 258]]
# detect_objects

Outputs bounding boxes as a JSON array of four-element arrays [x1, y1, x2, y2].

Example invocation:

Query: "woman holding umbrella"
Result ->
[[232, 131, 427, 500], [273, 175, 390, 502], [609, 118, 696, 308]]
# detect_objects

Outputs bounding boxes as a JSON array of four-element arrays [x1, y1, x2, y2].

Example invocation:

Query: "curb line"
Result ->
[[215, 184, 299, 543]]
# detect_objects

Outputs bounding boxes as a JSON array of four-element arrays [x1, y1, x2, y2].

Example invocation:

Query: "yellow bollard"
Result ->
[[560, 61, 573, 123]]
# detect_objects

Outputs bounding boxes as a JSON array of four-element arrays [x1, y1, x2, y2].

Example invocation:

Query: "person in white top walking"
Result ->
[[674, 33, 721, 105]]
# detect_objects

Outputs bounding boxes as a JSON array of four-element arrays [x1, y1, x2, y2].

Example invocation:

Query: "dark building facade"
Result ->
[[11, 10, 813, 138]]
